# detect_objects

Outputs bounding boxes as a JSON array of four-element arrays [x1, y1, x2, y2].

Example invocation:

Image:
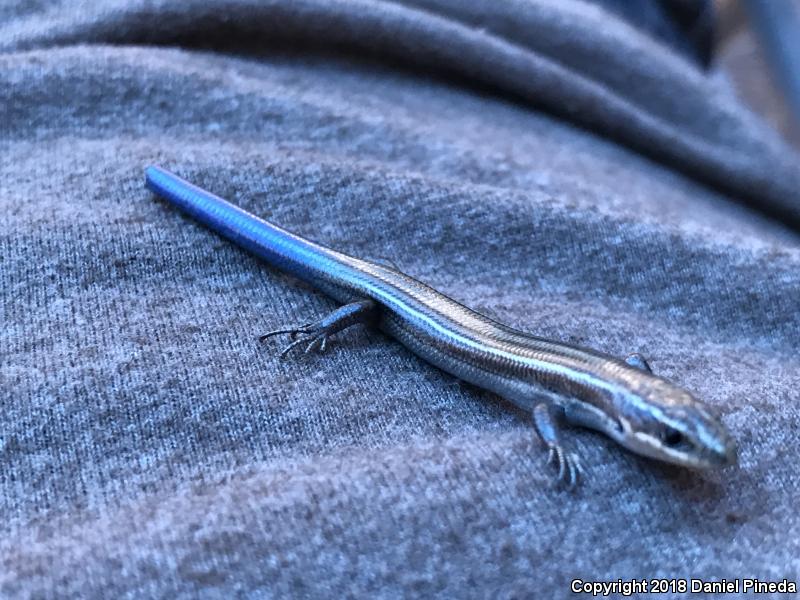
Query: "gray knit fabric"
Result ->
[[2, 1, 799, 598]]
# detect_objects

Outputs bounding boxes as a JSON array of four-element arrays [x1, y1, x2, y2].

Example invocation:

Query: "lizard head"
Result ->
[[608, 377, 737, 469]]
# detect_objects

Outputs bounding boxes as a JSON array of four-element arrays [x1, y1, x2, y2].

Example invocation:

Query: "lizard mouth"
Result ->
[[609, 414, 737, 469], [704, 439, 738, 468]]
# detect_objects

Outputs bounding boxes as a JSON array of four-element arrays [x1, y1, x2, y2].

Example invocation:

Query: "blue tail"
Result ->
[[145, 166, 342, 282]]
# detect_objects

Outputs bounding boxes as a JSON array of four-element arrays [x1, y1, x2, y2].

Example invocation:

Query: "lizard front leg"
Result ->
[[533, 402, 584, 490]]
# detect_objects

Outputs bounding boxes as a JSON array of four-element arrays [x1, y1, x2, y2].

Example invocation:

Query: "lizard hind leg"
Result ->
[[259, 299, 378, 358]]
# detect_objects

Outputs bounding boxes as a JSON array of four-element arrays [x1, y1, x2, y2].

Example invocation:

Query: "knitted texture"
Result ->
[[1, 1, 799, 597]]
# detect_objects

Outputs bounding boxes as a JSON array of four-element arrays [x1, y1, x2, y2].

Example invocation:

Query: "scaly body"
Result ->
[[146, 166, 736, 487]]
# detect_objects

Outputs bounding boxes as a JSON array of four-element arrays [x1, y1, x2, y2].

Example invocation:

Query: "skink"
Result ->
[[146, 166, 737, 488]]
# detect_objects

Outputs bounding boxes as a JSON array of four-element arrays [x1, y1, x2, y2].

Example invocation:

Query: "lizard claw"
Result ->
[[260, 324, 329, 358], [259, 322, 313, 342], [547, 446, 557, 467], [545, 444, 584, 490], [566, 452, 584, 490], [259, 300, 377, 360], [303, 333, 329, 354]]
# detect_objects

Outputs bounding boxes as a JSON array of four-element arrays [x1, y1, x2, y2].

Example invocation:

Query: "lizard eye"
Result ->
[[662, 427, 685, 448]]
